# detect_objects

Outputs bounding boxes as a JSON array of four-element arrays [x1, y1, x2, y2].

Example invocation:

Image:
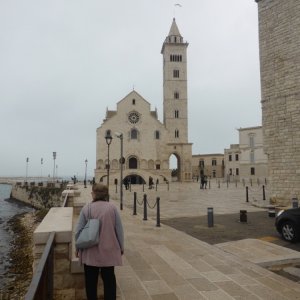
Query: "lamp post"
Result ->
[[53, 152, 57, 183], [40, 158, 43, 181], [84, 159, 88, 188], [105, 132, 113, 200], [115, 132, 124, 210], [25, 157, 29, 183]]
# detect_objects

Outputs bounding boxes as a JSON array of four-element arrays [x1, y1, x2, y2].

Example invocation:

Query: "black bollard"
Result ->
[[240, 210, 247, 223], [263, 185, 266, 200], [268, 206, 276, 217], [156, 197, 160, 227], [207, 207, 214, 227], [246, 186, 249, 202], [133, 192, 137, 215], [143, 194, 148, 220], [292, 197, 298, 208]]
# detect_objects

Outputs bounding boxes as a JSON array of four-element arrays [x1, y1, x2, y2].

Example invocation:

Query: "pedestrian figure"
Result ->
[[149, 176, 154, 189], [123, 178, 129, 190], [75, 184, 124, 300], [204, 175, 208, 189], [200, 175, 205, 189]]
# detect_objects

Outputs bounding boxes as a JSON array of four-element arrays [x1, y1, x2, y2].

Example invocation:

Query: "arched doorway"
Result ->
[[169, 153, 180, 181], [124, 174, 145, 185]]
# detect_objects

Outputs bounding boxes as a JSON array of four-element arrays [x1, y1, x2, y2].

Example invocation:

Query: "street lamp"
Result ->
[[53, 152, 57, 183], [115, 132, 124, 210], [105, 132, 113, 200], [41, 158, 43, 181], [25, 157, 29, 183], [84, 159, 88, 188]]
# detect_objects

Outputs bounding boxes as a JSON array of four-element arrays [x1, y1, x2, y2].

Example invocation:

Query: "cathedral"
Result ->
[[95, 19, 193, 184]]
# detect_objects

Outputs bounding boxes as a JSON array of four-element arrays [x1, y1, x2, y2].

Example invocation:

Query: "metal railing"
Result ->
[[24, 232, 55, 300]]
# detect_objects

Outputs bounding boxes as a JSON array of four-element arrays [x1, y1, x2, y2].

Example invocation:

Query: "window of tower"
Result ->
[[175, 129, 179, 138], [170, 55, 183, 62], [130, 128, 138, 139], [250, 151, 255, 163], [174, 91, 179, 99], [155, 130, 160, 139], [173, 70, 179, 78], [175, 110, 179, 118]]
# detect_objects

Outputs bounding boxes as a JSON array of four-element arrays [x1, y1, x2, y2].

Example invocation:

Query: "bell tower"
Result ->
[[161, 18, 189, 143], [161, 19, 192, 182]]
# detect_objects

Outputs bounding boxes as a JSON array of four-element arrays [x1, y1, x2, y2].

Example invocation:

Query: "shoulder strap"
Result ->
[[86, 203, 91, 220]]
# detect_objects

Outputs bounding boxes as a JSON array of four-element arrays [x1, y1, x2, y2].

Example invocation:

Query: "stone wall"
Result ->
[[11, 183, 65, 209], [256, 0, 300, 205], [32, 206, 100, 299]]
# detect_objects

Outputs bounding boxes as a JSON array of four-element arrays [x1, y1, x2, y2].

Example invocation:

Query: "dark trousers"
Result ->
[[84, 265, 116, 300]]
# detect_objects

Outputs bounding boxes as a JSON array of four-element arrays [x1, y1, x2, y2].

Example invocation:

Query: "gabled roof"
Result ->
[[116, 90, 151, 106]]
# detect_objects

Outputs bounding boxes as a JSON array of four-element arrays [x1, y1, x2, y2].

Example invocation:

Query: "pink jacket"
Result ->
[[75, 201, 124, 267]]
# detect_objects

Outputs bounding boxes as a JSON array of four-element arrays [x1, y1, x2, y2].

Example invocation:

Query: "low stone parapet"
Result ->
[[34, 207, 73, 244], [33, 207, 88, 299]]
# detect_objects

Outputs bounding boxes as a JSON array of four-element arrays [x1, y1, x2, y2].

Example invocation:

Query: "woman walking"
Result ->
[[75, 183, 124, 300]]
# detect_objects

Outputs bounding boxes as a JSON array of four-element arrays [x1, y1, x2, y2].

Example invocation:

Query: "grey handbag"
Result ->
[[76, 204, 101, 249]]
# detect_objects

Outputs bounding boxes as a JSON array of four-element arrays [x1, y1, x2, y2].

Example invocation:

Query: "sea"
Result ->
[[0, 183, 33, 289]]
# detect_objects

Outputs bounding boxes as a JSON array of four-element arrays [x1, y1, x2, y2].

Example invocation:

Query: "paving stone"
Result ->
[[71, 184, 300, 299]]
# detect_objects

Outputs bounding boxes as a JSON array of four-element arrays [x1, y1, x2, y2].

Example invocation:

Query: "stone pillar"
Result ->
[[255, 0, 300, 206]]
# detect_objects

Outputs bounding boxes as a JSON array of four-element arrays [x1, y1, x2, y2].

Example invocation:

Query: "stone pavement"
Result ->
[[74, 182, 300, 299]]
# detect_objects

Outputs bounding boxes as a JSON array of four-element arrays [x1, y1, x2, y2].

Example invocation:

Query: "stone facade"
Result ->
[[95, 19, 193, 184], [224, 144, 240, 182], [224, 126, 268, 184], [192, 154, 224, 179], [255, 0, 300, 205]]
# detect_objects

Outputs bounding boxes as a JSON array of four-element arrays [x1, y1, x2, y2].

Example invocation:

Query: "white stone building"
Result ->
[[224, 126, 268, 183], [95, 19, 193, 185]]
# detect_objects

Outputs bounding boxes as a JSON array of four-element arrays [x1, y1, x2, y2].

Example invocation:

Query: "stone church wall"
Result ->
[[256, 0, 300, 205]]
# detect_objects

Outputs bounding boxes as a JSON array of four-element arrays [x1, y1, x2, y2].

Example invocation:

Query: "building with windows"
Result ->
[[224, 126, 268, 183], [95, 19, 193, 184], [224, 144, 240, 182], [192, 154, 224, 179]]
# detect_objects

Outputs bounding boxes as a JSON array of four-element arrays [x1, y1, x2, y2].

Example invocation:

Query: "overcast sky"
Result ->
[[0, 0, 261, 178]]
